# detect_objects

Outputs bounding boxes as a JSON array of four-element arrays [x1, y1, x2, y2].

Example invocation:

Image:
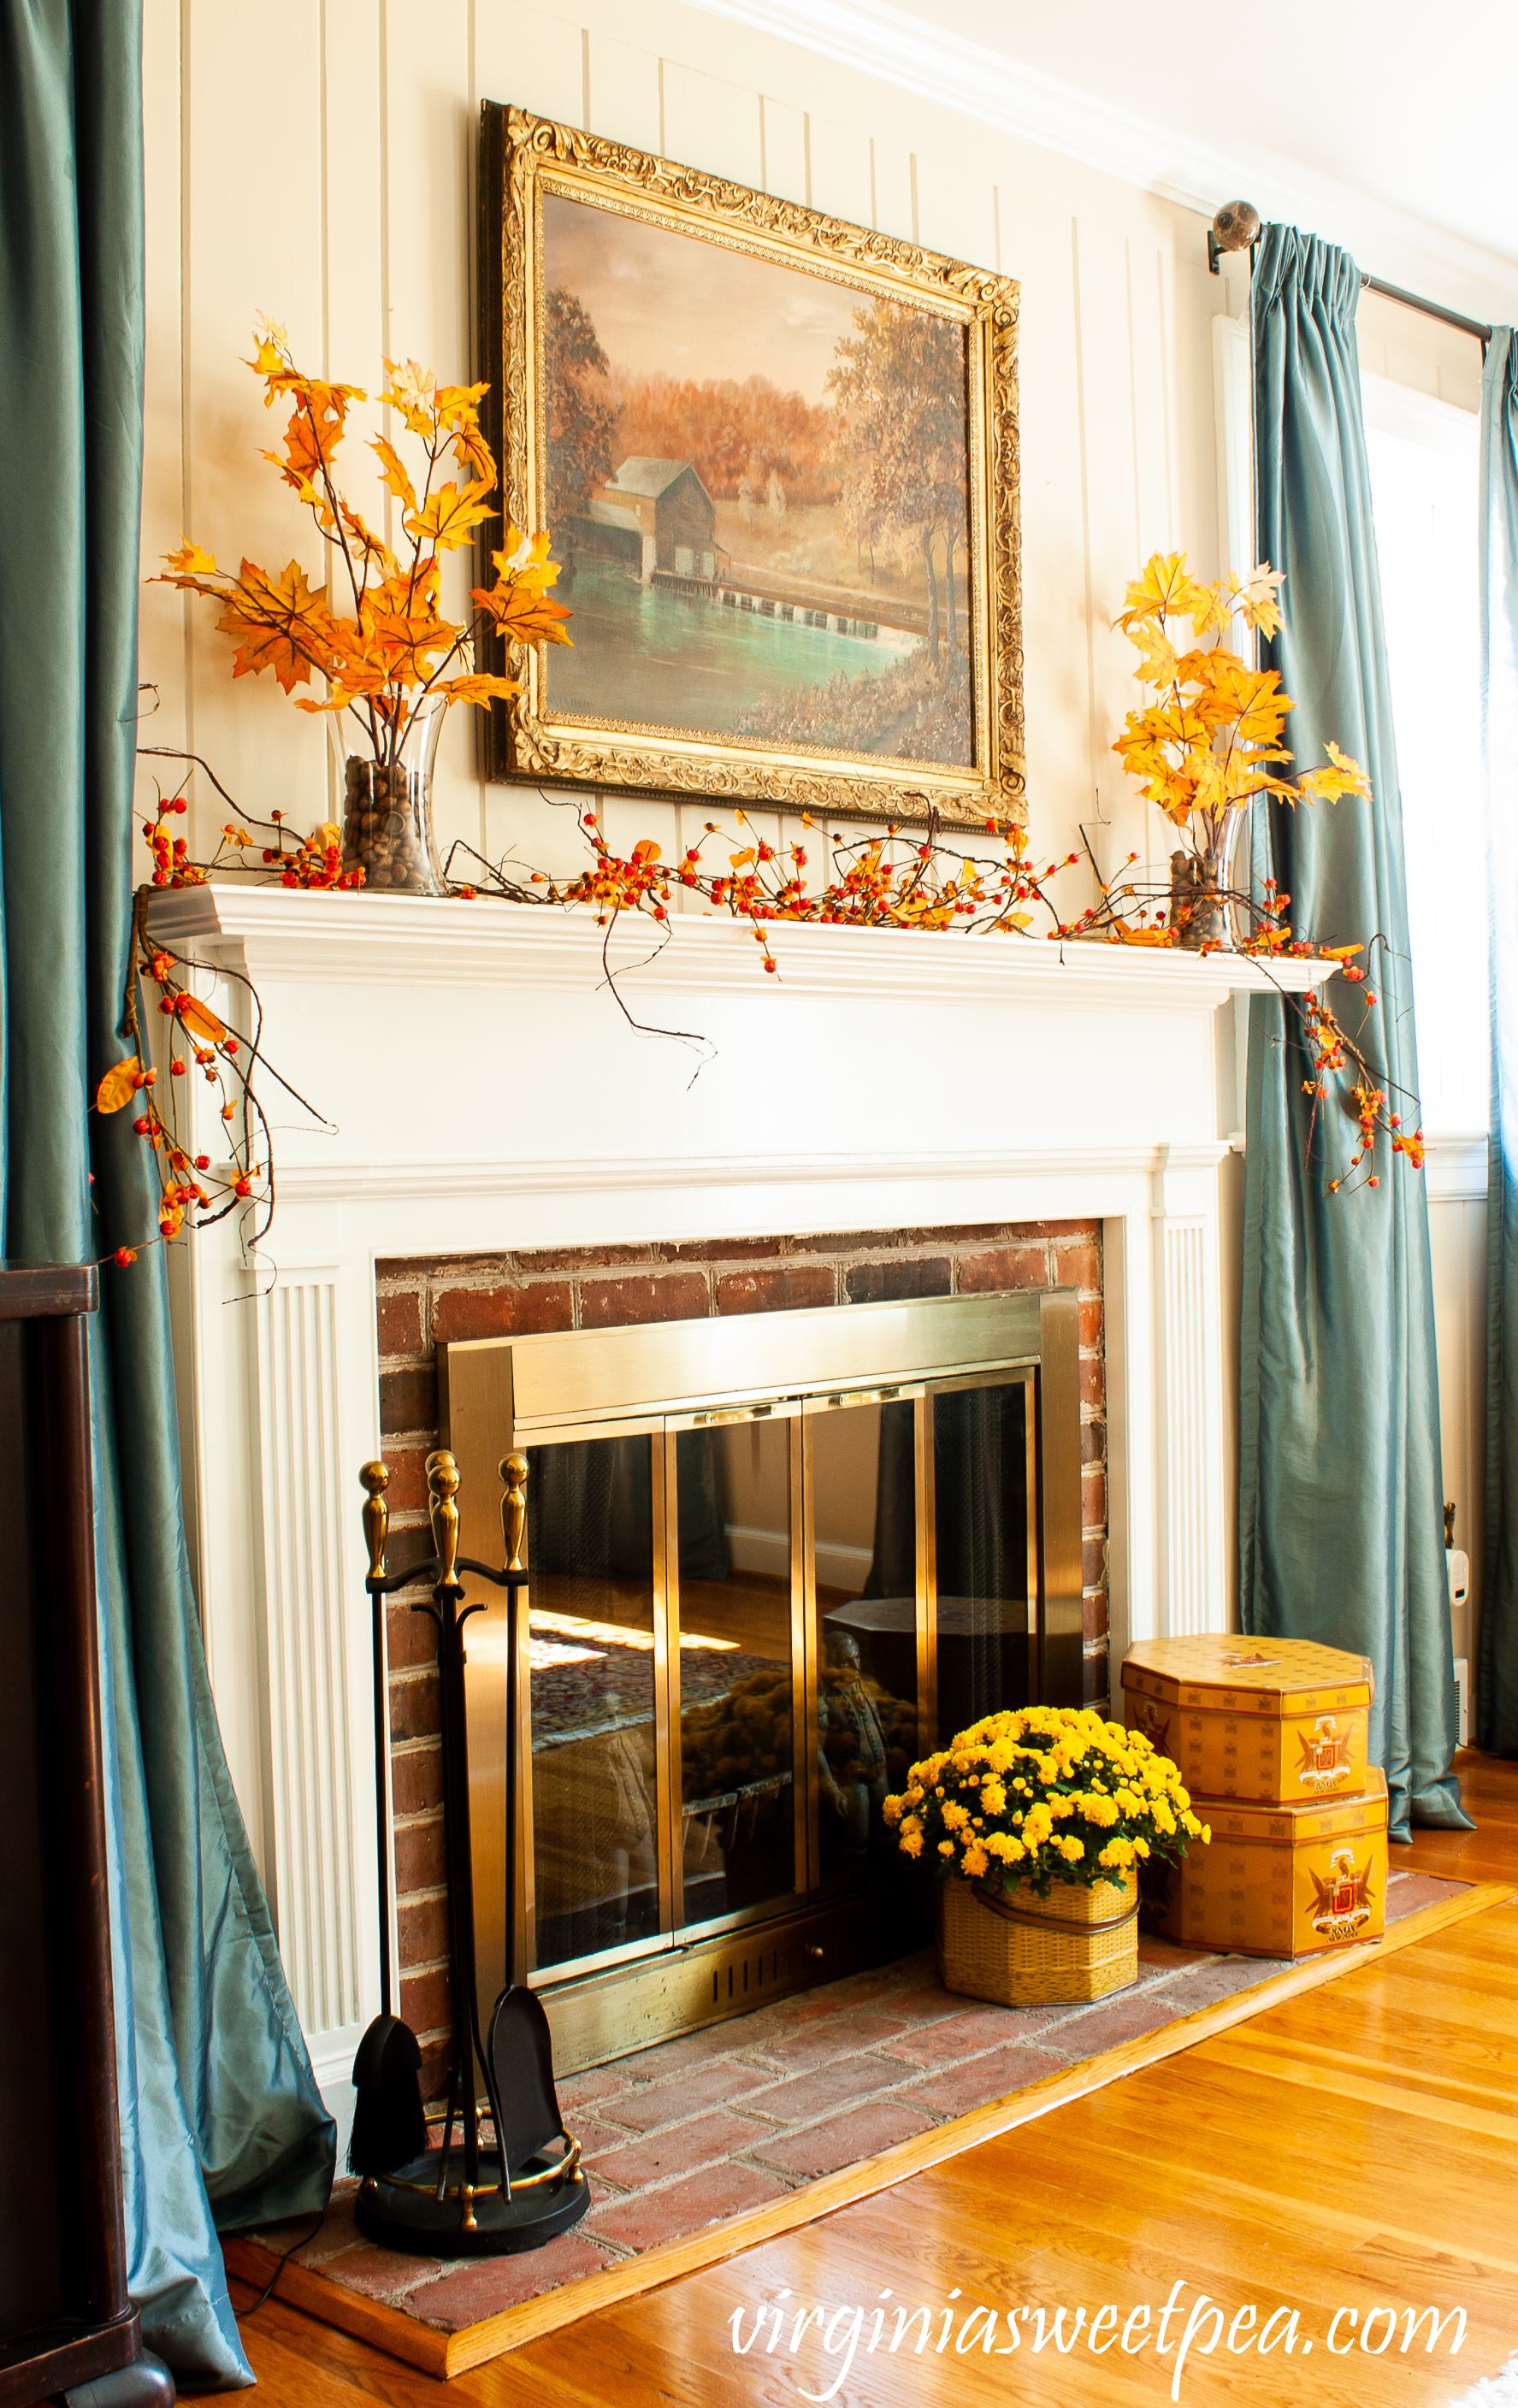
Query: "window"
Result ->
[[1361, 371, 1487, 1134]]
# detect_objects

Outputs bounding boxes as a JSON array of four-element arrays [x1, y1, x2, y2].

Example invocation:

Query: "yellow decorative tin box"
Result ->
[[1139, 1767, 1388, 1958], [1121, 1632, 1373, 1808]]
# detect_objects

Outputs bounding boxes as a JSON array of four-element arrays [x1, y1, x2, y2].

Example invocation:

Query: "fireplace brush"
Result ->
[[349, 1446, 587, 2256], [347, 1458, 428, 2177]]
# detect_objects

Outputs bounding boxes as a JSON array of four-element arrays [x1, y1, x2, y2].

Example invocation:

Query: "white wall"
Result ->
[[139, 0, 1501, 1687], [139, 0, 1226, 911]]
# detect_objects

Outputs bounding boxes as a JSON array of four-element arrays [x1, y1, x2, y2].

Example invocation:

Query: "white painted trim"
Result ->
[[273, 1140, 1232, 1207], [682, 0, 1518, 311], [148, 884, 1334, 1010], [1149, 1145, 1226, 1639], [1424, 1133, 1490, 1203], [1361, 369, 1481, 446], [1212, 312, 1254, 580]]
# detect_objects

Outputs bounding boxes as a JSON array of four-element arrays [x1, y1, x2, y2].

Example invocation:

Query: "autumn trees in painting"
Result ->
[[545, 287, 618, 528], [539, 200, 974, 765], [826, 299, 969, 673], [546, 281, 969, 650]]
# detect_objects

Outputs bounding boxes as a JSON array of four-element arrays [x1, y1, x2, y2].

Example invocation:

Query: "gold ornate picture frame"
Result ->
[[478, 103, 1023, 828]]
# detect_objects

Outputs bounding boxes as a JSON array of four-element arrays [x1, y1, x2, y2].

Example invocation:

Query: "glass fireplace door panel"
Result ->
[[808, 1398, 921, 1890], [674, 1419, 799, 1927], [931, 1377, 1037, 1739], [527, 1433, 661, 1973]]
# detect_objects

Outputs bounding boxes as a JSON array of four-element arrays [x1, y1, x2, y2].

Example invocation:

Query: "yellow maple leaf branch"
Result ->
[[1111, 550, 1369, 832], [155, 322, 571, 772]]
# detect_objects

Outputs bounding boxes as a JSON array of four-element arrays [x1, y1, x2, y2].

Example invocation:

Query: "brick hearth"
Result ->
[[248, 1873, 1459, 2332], [374, 1219, 1108, 2095]]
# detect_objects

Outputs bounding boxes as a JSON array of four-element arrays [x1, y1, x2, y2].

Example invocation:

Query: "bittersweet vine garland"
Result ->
[[92, 314, 1422, 1271]]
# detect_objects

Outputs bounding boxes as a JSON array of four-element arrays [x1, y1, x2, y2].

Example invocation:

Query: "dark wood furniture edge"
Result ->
[[0, 1262, 98, 1317], [0, 1272, 143, 2399], [0, 2309, 141, 2406]]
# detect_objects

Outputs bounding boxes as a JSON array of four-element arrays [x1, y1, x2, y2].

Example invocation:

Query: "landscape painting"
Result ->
[[539, 192, 974, 767], [481, 104, 1023, 824]]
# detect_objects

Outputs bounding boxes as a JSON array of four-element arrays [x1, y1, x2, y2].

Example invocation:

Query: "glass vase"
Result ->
[[329, 696, 446, 895], [1168, 806, 1243, 949]]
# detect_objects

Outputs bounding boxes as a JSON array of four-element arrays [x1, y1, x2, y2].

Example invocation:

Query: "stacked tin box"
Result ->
[[1120, 1635, 1388, 1958]]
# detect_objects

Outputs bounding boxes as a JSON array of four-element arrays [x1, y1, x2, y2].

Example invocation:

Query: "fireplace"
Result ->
[[439, 1286, 1080, 2064], [146, 882, 1330, 2128]]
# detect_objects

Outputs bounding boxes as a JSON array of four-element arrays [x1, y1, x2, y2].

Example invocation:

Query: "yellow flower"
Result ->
[[938, 1840, 954, 1856], [1057, 1834, 1084, 1863], [882, 1795, 903, 1826], [901, 1828, 923, 1857], [962, 1843, 989, 1878]]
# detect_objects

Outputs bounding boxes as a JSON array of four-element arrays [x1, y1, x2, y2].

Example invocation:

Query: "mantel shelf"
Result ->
[[147, 882, 1336, 1009]]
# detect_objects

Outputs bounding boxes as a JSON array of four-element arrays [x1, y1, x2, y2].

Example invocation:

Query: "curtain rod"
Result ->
[[1208, 201, 1493, 349], [1359, 273, 1491, 348]]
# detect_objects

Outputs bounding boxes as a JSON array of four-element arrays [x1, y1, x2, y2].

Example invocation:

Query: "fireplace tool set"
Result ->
[[348, 1446, 588, 2255]]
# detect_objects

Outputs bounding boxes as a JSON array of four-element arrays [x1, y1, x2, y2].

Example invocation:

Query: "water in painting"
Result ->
[[540, 192, 973, 766]]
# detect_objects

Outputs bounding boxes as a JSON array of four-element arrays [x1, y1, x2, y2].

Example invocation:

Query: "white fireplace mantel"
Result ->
[[148, 882, 1331, 2120]]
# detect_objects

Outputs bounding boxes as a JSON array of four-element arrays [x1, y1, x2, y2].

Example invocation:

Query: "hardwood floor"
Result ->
[[232, 1752, 1518, 2406]]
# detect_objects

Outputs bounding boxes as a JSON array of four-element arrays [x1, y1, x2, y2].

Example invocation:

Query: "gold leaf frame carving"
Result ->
[[477, 102, 1024, 829]]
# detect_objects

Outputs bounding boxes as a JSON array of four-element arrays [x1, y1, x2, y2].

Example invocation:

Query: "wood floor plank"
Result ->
[[237, 1754, 1518, 2402]]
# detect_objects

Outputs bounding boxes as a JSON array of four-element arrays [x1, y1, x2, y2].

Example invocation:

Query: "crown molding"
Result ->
[[684, 0, 1518, 314]]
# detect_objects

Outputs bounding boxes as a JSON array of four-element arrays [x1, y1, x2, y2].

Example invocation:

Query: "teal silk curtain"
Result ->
[[1480, 328, 1518, 1753], [1241, 225, 1468, 1839], [0, 0, 334, 2382]]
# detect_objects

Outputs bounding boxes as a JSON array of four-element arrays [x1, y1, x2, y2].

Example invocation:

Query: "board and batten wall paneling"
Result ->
[[139, 0, 1226, 913], [139, 0, 1499, 1917]]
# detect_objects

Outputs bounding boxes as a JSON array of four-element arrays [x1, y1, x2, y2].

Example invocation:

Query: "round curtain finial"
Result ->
[[1212, 199, 1261, 254]]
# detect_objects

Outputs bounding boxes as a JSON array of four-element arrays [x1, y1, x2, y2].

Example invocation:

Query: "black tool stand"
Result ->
[[353, 1451, 588, 2257]]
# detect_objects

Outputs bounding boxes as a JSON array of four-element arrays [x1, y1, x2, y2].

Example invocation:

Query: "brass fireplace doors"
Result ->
[[438, 1289, 1082, 2058]]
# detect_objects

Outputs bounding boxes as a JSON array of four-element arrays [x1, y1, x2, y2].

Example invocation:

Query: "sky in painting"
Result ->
[[542, 192, 861, 402]]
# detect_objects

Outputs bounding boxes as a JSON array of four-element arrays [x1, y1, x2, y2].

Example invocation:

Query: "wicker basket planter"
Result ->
[[937, 1868, 1140, 2008]]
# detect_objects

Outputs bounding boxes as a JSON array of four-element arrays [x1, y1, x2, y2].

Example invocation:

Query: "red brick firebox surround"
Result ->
[[373, 1219, 1108, 2095]]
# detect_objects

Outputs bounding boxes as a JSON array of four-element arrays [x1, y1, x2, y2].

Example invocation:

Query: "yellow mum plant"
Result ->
[[883, 1703, 1208, 1898]]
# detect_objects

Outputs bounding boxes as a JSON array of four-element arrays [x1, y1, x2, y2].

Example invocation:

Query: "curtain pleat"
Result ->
[[1479, 328, 1518, 1753], [0, 0, 334, 2380], [1241, 224, 1468, 1840]]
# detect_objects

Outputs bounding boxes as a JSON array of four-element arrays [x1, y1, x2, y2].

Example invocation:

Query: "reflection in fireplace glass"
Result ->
[[528, 1435, 659, 1970], [811, 1399, 919, 1889], [933, 1381, 1034, 1737], [676, 1423, 796, 1927]]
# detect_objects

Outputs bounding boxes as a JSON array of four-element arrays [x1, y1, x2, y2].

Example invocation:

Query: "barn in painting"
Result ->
[[577, 457, 718, 583]]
